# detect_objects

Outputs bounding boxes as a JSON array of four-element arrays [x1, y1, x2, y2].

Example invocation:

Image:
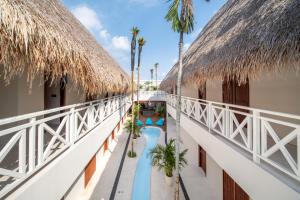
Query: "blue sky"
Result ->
[[62, 0, 226, 80]]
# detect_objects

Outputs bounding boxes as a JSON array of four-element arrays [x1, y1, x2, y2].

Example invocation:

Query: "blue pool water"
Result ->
[[131, 127, 160, 200]]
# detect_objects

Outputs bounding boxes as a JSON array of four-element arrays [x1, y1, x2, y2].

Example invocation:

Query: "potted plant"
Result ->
[[155, 105, 166, 117], [149, 139, 188, 186]]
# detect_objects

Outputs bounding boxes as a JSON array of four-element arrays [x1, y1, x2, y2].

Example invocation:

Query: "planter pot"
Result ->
[[165, 175, 173, 186]]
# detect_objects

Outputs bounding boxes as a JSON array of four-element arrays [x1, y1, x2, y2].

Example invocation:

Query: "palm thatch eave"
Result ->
[[160, 0, 300, 91], [0, 0, 130, 95]]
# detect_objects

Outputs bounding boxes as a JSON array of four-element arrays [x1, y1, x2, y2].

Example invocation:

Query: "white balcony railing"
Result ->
[[0, 95, 130, 197], [165, 94, 300, 183]]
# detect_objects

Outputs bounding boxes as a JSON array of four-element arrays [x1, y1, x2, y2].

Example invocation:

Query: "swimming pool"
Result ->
[[131, 127, 161, 200]]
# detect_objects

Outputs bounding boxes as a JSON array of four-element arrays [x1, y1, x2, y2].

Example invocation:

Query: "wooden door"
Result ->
[[222, 78, 249, 106], [223, 170, 249, 200], [222, 79, 234, 104], [235, 182, 249, 200], [198, 145, 206, 174], [222, 78, 249, 122], [85, 155, 96, 187], [198, 83, 206, 100], [223, 171, 235, 200]]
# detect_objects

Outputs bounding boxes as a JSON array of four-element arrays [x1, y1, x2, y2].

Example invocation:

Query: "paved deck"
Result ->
[[89, 116, 215, 200], [166, 116, 217, 200]]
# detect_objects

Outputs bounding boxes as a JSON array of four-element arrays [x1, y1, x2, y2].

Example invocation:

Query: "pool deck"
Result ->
[[89, 116, 216, 200], [138, 114, 167, 131]]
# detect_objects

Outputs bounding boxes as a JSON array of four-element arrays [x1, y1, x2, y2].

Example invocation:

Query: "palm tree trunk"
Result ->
[[131, 69, 134, 154], [175, 31, 183, 200], [137, 66, 140, 119], [156, 67, 158, 90]]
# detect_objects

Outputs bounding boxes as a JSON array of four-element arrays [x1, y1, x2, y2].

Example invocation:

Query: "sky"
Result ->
[[62, 0, 226, 80]]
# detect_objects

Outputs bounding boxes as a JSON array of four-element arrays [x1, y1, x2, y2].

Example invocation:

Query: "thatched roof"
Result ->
[[160, 0, 300, 90], [0, 0, 130, 94]]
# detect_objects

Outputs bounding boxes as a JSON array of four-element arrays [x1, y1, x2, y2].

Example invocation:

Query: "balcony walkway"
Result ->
[[89, 116, 215, 200]]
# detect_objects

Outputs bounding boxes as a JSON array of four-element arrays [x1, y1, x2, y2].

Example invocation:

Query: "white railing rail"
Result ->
[[164, 94, 300, 183], [136, 90, 166, 101], [0, 95, 130, 197]]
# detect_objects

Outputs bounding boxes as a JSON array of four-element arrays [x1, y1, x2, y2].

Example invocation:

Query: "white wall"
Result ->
[[65, 79, 86, 105], [206, 79, 222, 102], [180, 70, 300, 115], [0, 71, 90, 119], [250, 70, 300, 115], [181, 84, 198, 98], [17, 73, 44, 115], [167, 105, 300, 200], [0, 72, 44, 119], [64, 173, 85, 200], [6, 103, 130, 200], [206, 154, 223, 200], [0, 78, 18, 118], [64, 126, 124, 200]]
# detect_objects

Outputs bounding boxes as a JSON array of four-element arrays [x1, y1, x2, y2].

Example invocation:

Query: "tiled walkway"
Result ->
[[167, 117, 217, 200], [89, 116, 215, 200]]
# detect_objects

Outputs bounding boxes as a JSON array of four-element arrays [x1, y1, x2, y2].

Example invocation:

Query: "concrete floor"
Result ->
[[89, 116, 215, 200]]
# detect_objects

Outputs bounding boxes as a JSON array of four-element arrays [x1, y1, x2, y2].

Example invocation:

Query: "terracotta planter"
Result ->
[[165, 175, 173, 186]]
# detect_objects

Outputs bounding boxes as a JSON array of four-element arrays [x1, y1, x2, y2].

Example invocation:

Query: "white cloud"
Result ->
[[112, 36, 130, 51], [71, 5, 130, 69], [100, 29, 110, 39], [72, 5, 102, 31], [183, 43, 190, 52]]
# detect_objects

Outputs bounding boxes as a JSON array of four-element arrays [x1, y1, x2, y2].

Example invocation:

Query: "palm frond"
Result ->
[[165, 0, 195, 34], [131, 27, 140, 38], [149, 138, 188, 177], [138, 37, 146, 46], [165, 0, 181, 33]]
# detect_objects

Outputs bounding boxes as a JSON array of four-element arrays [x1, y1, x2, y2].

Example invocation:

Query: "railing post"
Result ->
[[19, 129, 26, 174], [38, 124, 44, 165], [195, 101, 200, 121], [28, 117, 36, 172], [100, 100, 104, 122], [225, 105, 230, 137], [88, 102, 94, 129], [298, 131, 300, 177], [253, 110, 261, 163], [70, 107, 75, 144], [187, 100, 190, 117], [207, 102, 213, 133]]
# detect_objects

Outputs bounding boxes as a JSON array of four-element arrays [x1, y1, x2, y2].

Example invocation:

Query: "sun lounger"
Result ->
[[155, 118, 165, 126], [136, 119, 144, 126], [145, 118, 153, 125]]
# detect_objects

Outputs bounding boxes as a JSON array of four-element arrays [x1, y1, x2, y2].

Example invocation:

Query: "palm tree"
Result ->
[[149, 139, 188, 178], [150, 68, 154, 90], [137, 37, 146, 119], [129, 26, 139, 157], [124, 119, 141, 138], [154, 63, 159, 90], [165, 0, 208, 198]]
